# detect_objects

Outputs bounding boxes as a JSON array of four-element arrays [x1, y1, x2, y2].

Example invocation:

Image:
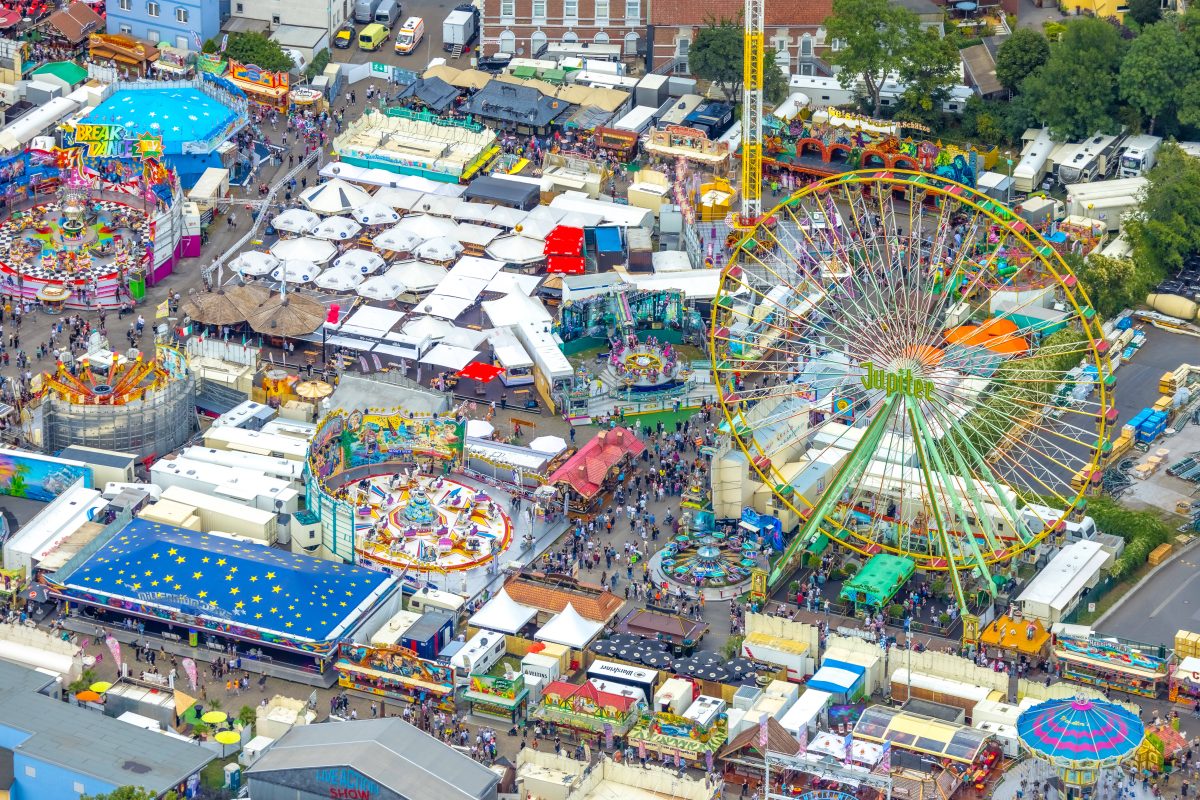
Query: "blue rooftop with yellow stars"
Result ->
[[56, 519, 393, 644]]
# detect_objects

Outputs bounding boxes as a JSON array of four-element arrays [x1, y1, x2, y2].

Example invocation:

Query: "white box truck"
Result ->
[[442, 5, 477, 52], [1065, 176, 1148, 232], [1118, 134, 1162, 178]]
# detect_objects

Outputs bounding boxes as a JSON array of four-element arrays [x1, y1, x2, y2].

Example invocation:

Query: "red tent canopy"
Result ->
[[547, 255, 585, 275], [457, 362, 505, 382], [544, 225, 584, 256]]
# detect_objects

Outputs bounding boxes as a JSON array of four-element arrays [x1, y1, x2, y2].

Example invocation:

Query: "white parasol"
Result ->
[[230, 250, 280, 277], [311, 216, 363, 241], [414, 236, 464, 262], [333, 249, 386, 275], [372, 226, 423, 253], [271, 208, 320, 234], [271, 236, 337, 264], [313, 266, 366, 291], [269, 259, 322, 284], [353, 201, 402, 226]]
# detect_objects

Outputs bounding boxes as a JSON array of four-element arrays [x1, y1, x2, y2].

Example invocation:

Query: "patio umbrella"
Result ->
[[201, 710, 228, 725], [641, 652, 674, 669], [230, 250, 279, 277], [457, 362, 504, 383], [311, 216, 363, 241], [465, 419, 494, 437], [270, 259, 322, 285], [296, 380, 334, 399], [226, 283, 273, 317], [90, 681, 113, 693], [354, 201, 402, 226], [356, 274, 408, 301], [372, 226, 423, 253], [182, 288, 249, 326], [313, 266, 365, 292], [529, 435, 567, 455], [334, 249, 386, 275], [75, 690, 102, 702], [270, 237, 337, 264], [415, 236, 463, 262], [271, 208, 320, 234], [247, 293, 326, 337], [1016, 698, 1145, 774], [298, 177, 373, 215], [214, 730, 241, 745]]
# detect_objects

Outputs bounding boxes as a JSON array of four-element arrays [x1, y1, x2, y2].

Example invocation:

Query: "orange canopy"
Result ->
[[946, 317, 1029, 356]]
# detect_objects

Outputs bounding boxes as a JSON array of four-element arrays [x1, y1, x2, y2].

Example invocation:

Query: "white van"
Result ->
[[406, 586, 466, 616], [374, 0, 400, 27], [450, 629, 507, 684]]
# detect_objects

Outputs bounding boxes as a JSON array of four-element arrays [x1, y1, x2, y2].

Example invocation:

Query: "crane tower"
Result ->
[[737, 0, 764, 228]]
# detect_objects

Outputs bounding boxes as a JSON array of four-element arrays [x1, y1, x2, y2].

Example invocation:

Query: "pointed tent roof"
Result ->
[[468, 589, 537, 635], [718, 717, 800, 760], [534, 603, 605, 649]]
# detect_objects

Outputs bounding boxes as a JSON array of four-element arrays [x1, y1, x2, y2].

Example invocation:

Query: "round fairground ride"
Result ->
[[711, 170, 1113, 629]]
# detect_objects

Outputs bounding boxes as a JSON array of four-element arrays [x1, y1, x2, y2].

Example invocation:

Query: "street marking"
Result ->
[[1149, 568, 1200, 618]]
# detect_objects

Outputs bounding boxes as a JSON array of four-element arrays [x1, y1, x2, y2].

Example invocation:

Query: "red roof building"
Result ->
[[547, 426, 645, 502], [543, 679, 640, 713]]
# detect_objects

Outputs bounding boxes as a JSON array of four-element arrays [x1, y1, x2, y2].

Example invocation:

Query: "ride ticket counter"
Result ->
[[1053, 631, 1170, 699], [853, 705, 1003, 791]]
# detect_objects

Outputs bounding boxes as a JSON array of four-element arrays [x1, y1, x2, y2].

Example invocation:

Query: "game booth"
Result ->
[[1053, 630, 1170, 699], [628, 710, 728, 768], [335, 643, 456, 711], [1169, 656, 1200, 707], [464, 673, 530, 723], [225, 60, 291, 112], [533, 679, 645, 736]]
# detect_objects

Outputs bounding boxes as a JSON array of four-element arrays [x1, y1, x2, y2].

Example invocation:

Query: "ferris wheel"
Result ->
[[711, 170, 1114, 608]]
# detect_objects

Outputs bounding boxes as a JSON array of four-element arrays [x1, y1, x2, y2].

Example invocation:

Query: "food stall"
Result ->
[[464, 673, 529, 723], [854, 704, 1003, 791], [1053, 630, 1170, 698], [838, 553, 915, 612], [1169, 655, 1200, 707], [226, 59, 290, 112], [334, 643, 455, 711], [979, 613, 1051, 663]]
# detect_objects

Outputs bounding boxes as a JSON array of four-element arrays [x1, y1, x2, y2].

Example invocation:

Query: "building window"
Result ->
[[675, 37, 689, 72], [119, 23, 133, 31], [623, 31, 638, 54], [594, 31, 608, 43], [118, 0, 130, 10], [74, 783, 86, 794], [562, 0, 577, 20], [271, 13, 280, 23], [146, 0, 159, 15], [499, 28, 516, 52], [532, 0, 545, 20], [531, 29, 547, 54], [624, 0, 638, 22], [23, 766, 35, 778], [175, 6, 188, 21], [594, 0, 608, 25], [830, 37, 846, 51], [563, 30, 578, 41], [799, 33, 812, 56], [235, 1, 243, 10], [500, 0, 514, 19], [146, 29, 160, 41]]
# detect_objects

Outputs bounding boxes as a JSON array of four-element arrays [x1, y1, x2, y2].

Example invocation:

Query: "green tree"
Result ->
[[687, 18, 745, 102], [82, 789, 178, 800], [1125, 0, 1161, 27], [1020, 17, 1126, 139], [1064, 252, 1151, 318], [238, 704, 257, 728], [1119, 21, 1198, 134], [994, 28, 1050, 94], [1126, 143, 1200, 280], [764, 48, 790, 105], [824, 0, 923, 114], [897, 28, 961, 121], [223, 31, 296, 73], [67, 668, 98, 696]]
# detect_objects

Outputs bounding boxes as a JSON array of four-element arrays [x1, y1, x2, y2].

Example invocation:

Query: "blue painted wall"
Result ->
[[106, 0, 222, 50], [11, 753, 117, 800], [0, 721, 32, 750]]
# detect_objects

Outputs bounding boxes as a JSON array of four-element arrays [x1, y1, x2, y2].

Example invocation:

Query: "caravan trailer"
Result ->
[[1013, 128, 1055, 194], [450, 629, 507, 684], [1056, 131, 1128, 185]]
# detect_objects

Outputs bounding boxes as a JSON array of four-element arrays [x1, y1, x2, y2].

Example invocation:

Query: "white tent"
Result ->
[[299, 178, 373, 215], [230, 250, 280, 277], [334, 249, 386, 275], [270, 260, 322, 284], [450, 256, 505, 280], [413, 193, 463, 218], [313, 266, 365, 291], [528, 435, 567, 455], [395, 214, 460, 240], [452, 202, 496, 223], [486, 235, 546, 265], [482, 293, 552, 327], [440, 326, 489, 349], [353, 201, 402, 226], [419, 342, 478, 370], [403, 315, 453, 341], [468, 589, 538, 635], [371, 186, 426, 210], [373, 226, 423, 253], [271, 208, 320, 234], [455, 223, 501, 248], [389, 261, 447, 293], [485, 271, 542, 296], [357, 274, 408, 301], [488, 206, 529, 229], [418, 294, 474, 320], [465, 419, 495, 438], [311, 216, 363, 241], [416, 237, 464, 262], [271, 237, 337, 264], [535, 603, 605, 649]]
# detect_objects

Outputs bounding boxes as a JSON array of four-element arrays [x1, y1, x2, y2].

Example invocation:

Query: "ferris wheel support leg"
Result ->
[[766, 394, 900, 590]]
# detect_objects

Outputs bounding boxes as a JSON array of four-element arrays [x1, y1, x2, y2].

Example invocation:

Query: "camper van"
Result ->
[[394, 16, 424, 53], [406, 586, 466, 616], [450, 629, 507, 684], [1056, 131, 1128, 185]]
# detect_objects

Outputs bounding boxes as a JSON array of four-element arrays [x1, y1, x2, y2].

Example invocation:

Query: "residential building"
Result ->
[[106, 0, 226, 50], [480, 0, 649, 64], [226, 0, 347, 40], [0, 660, 214, 800]]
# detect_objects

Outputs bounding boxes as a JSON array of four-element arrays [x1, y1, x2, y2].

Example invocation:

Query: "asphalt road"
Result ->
[[1097, 541, 1200, 645], [333, 0, 479, 70]]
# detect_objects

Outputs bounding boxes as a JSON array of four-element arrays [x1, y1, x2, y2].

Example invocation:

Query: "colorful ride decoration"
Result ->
[[1016, 698, 1144, 791], [535, 679, 644, 734], [335, 643, 455, 709], [37, 348, 179, 406], [712, 170, 1112, 603], [609, 333, 684, 392], [659, 529, 759, 589]]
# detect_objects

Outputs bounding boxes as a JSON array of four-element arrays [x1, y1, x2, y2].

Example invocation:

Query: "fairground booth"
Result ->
[[225, 59, 290, 112], [807, 658, 868, 703], [1053, 628, 1170, 698], [979, 612, 1051, 663], [854, 705, 1003, 791], [46, 519, 401, 682], [334, 642, 456, 711], [533, 679, 644, 736], [838, 553, 915, 613], [546, 427, 645, 514], [1169, 656, 1200, 707]]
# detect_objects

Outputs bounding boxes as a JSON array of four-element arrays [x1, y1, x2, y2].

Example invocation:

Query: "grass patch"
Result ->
[[201, 755, 239, 789], [1071, 560, 1155, 626]]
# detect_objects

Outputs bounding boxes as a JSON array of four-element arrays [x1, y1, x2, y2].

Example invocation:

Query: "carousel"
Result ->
[[353, 471, 513, 573], [650, 523, 758, 597], [603, 333, 690, 393]]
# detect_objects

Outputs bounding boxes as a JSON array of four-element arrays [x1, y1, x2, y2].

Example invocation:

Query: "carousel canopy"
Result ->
[[1016, 697, 1145, 768], [311, 215, 363, 241], [334, 249, 387, 275], [270, 237, 337, 264], [271, 208, 320, 234], [230, 250, 280, 277], [299, 178, 373, 215]]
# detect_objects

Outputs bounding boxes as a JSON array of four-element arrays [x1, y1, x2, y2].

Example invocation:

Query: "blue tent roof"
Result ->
[[808, 658, 866, 693], [53, 519, 393, 646], [593, 225, 623, 253]]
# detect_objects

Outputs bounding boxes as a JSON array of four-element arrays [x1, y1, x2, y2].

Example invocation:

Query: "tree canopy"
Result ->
[[220, 32, 296, 73], [824, 0, 936, 115], [896, 28, 961, 123], [687, 19, 745, 102], [1125, 142, 1200, 280], [1020, 17, 1127, 139], [994, 28, 1050, 94], [82, 789, 178, 800], [1064, 252, 1153, 319], [1125, 0, 1161, 27], [1119, 20, 1198, 134]]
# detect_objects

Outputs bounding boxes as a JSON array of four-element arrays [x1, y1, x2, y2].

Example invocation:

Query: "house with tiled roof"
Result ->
[[547, 426, 644, 511], [504, 572, 624, 624], [534, 679, 644, 732]]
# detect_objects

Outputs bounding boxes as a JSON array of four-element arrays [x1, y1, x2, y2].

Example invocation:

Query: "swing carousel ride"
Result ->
[[711, 170, 1113, 640]]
